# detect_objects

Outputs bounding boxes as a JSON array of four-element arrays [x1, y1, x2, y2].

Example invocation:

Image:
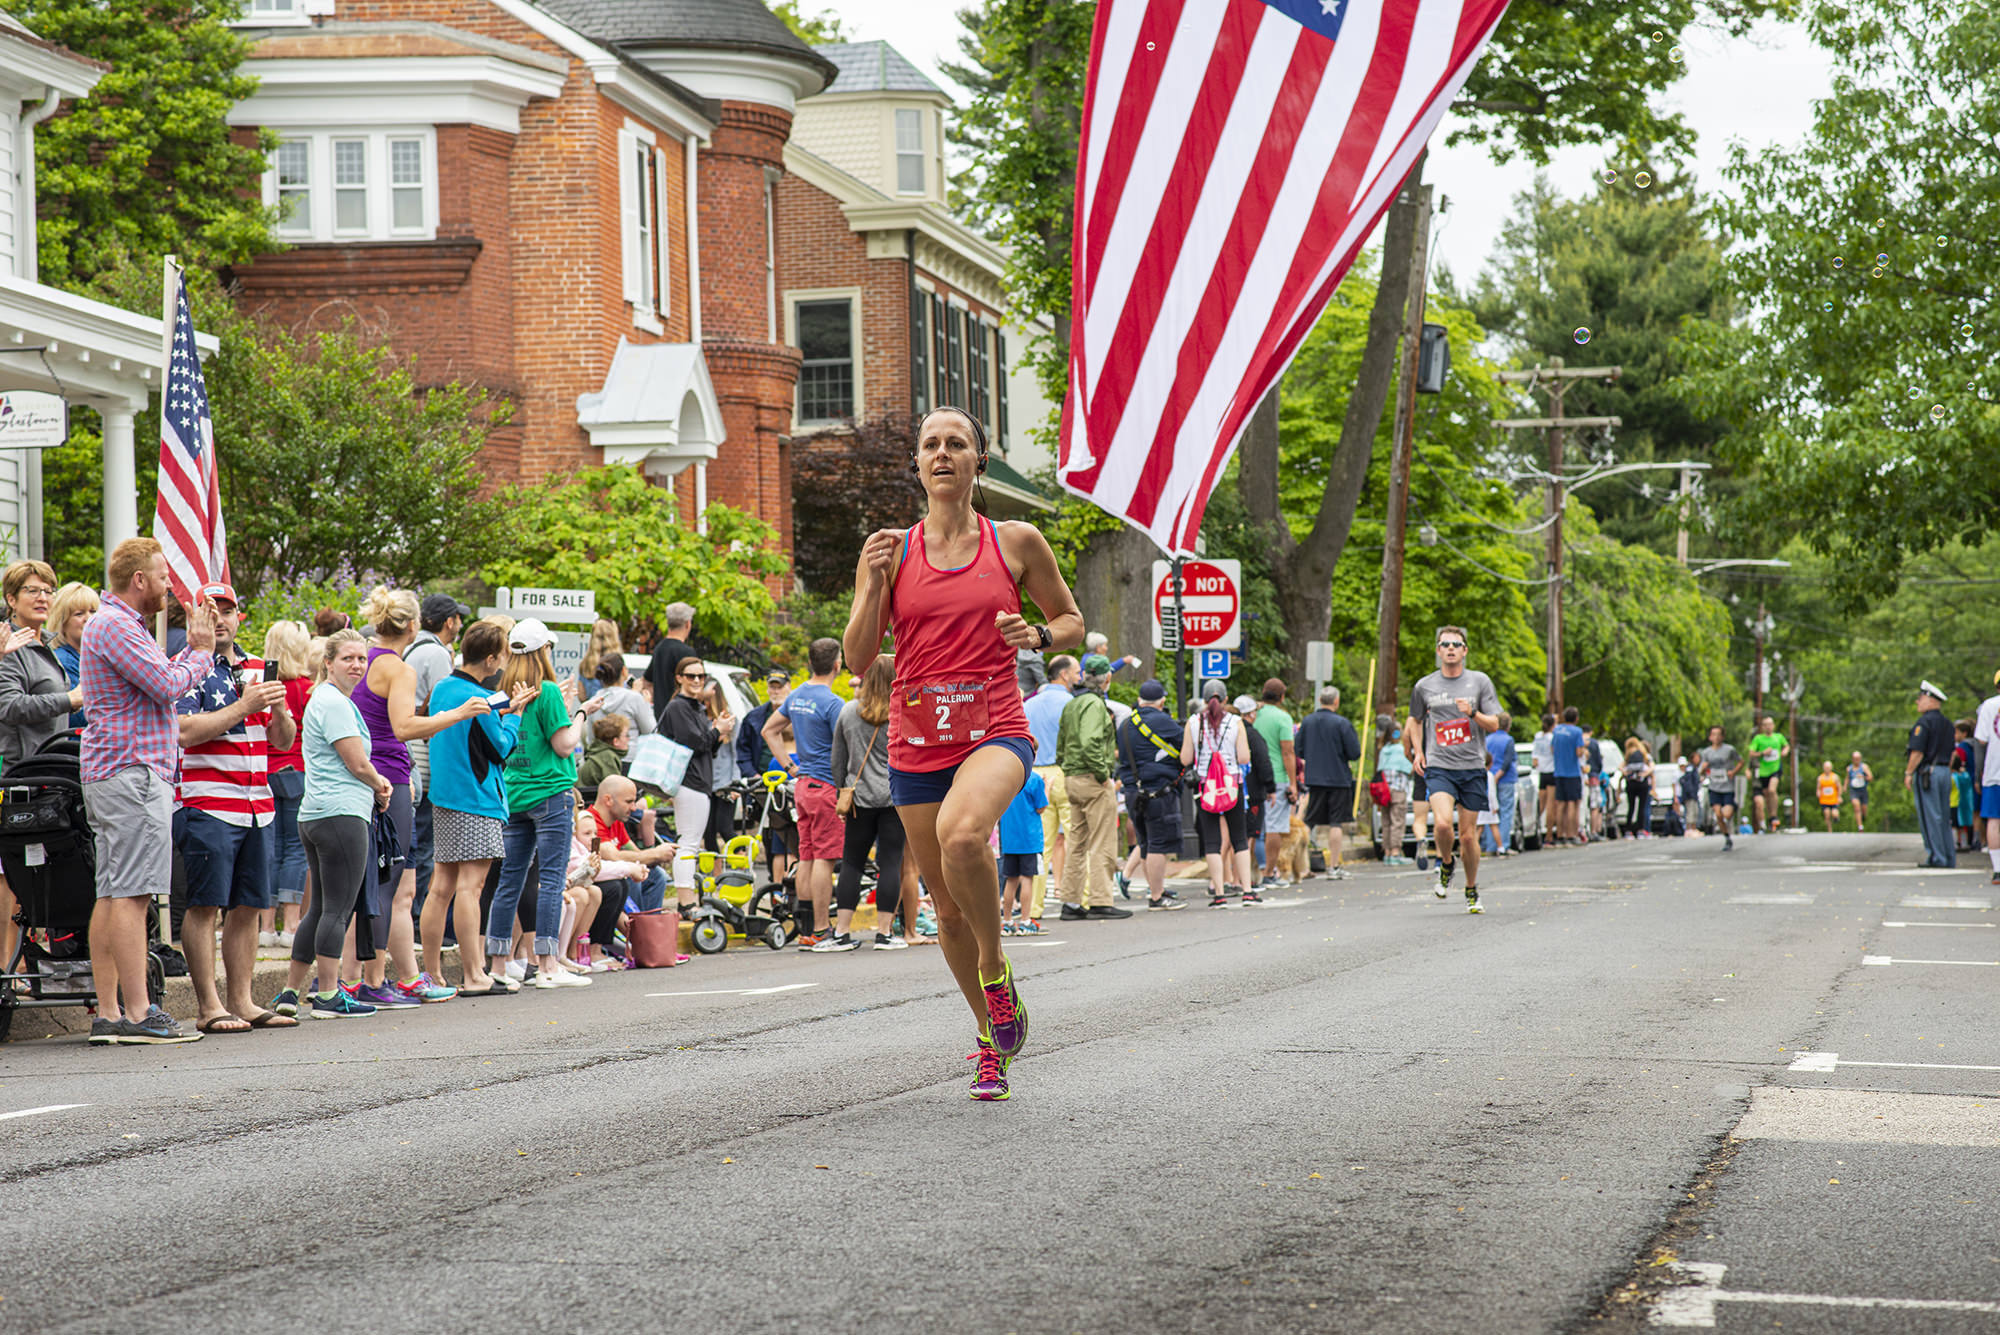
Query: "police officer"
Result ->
[[1116, 679, 1186, 911], [1906, 679, 1957, 868]]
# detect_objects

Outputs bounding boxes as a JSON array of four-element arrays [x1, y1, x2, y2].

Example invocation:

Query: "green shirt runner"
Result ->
[[1749, 731, 1786, 778]]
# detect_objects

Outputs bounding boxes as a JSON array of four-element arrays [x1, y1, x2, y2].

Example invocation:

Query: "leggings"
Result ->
[[835, 804, 905, 917], [672, 788, 710, 892], [702, 791, 736, 853], [291, 815, 371, 965], [1625, 783, 1649, 831]]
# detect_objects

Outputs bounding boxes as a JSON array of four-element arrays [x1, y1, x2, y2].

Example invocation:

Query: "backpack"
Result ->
[[1197, 716, 1240, 814]]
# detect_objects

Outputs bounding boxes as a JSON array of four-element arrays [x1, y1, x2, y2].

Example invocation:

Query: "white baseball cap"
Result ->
[[509, 618, 554, 654]]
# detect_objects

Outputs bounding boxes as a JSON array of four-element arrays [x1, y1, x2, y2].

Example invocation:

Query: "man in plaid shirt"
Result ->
[[80, 538, 219, 1046]]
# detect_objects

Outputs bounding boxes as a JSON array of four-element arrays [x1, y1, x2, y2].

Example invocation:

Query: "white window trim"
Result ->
[[231, 0, 318, 28], [893, 108, 925, 197], [261, 128, 438, 243], [654, 145, 673, 325], [787, 286, 864, 427], [620, 119, 670, 335]]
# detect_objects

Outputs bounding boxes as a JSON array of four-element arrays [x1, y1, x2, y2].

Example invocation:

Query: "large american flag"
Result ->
[[1058, 0, 1513, 554], [155, 270, 230, 602]]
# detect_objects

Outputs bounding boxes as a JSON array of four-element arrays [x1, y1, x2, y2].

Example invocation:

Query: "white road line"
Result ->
[[1788, 1051, 2000, 1074], [645, 983, 819, 998], [1726, 893, 1816, 905], [1862, 955, 1999, 967], [0, 1103, 90, 1122], [1024, 940, 1068, 948], [1653, 1262, 2000, 1326], [1899, 895, 1993, 908], [1875, 868, 1989, 877], [1882, 920, 1995, 928]]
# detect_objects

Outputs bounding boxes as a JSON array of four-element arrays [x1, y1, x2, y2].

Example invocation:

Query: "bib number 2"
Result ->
[[899, 681, 990, 748]]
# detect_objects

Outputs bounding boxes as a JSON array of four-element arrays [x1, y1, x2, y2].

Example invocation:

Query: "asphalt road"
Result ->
[[4, 831, 1997, 1334]]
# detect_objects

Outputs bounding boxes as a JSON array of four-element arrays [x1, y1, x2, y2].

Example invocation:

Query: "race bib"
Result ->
[[1434, 716, 1473, 749], [897, 681, 990, 748]]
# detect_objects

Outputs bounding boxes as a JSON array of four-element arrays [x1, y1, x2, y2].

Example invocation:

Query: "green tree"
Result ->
[[769, 0, 849, 45], [79, 258, 513, 591], [1467, 172, 1737, 555], [482, 466, 791, 648], [15, 0, 275, 290], [1673, 0, 1999, 610]]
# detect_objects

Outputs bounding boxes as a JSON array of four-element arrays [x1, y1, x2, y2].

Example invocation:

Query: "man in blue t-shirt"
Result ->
[[764, 637, 845, 943], [1481, 712, 1518, 856], [1550, 706, 1585, 844]]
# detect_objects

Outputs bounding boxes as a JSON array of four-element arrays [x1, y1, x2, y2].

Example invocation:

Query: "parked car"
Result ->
[[620, 654, 759, 725]]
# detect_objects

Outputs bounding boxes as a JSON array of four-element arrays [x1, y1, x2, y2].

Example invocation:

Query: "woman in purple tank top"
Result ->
[[349, 587, 492, 1006]]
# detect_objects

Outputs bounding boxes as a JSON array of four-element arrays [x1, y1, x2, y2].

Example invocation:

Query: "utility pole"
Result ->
[[1676, 465, 1694, 566], [1782, 664, 1804, 832], [1374, 182, 1433, 725], [1492, 359, 1622, 714], [1749, 602, 1774, 717]]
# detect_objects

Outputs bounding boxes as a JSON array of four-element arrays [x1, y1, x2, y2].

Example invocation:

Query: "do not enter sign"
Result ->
[[1151, 559, 1241, 651]]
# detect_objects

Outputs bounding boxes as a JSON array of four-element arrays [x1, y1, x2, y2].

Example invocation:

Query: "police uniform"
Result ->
[[1909, 680, 1958, 868]]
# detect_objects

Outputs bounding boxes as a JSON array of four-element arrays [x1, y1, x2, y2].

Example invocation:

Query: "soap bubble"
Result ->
[[1962, 323, 1975, 337], [1874, 217, 1885, 228], [1931, 404, 1946, 420], [1601, 169, 1618, 184], [1875, 253, 1887, 264], [1635, 171, 1652, 188], [1573, 327, 1591, 345], [1937, 235, 1947, 247], [1821, 301, 1833, 311], [1872, 266, 1884, 278], [1908, 387, 1921, 399], [1669, 46, 1683, 62], [1146, 40, 1155, 49], [1651, 29, 1665, 41], [1832, 257, 1844, 269]]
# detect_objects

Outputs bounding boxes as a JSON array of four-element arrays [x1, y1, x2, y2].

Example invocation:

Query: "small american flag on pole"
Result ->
[[1058, 0, 1513, 554], [154, 268, 229, 603]]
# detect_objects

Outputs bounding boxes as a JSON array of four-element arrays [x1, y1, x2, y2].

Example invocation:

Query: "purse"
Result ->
[[627, 734, 692, 794], [626, 908, 682, 967], [837, 721, 884, 820]]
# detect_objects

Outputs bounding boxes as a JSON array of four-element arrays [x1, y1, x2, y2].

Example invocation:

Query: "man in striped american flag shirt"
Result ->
[[175, 581, 297, 1034]]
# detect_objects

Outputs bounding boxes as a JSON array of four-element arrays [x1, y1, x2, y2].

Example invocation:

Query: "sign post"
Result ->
[[492, 586, 595, 683]]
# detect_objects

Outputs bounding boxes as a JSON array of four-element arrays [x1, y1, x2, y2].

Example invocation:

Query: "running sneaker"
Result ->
[[981, 958, 1027, 1060], [311, 989, 376, 1018], [1001, 919, 1018, 936], [1240, 889, 1263, 905], [1723, 834, 1734, 851], [1328, 866, 1352, 881], [810, 933, 860, 953], [123, 1005, 202, 1044], [534, 969, 592, 988], [1015, 918, 1046, 935], [795, 931, 824, 949], [1148, 897, 1185, 911], [89, 1016, 141, 1045], [1207, 894, 1232, 909], [1085, 904, 1133, 919], [1116, 871, 1133, 900], [269, 987, 301, 1017], [504, 960, 529, 982], [1465, 887, 1483, 915], [1435, 858, 1455, 898], [395, 974, 457, 1004], [969, 1038, 1009, 1101], [354, 981, 419, 1009], [873, 933, 910, 950]]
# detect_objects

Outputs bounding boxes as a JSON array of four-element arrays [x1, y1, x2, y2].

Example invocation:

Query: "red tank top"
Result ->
[[887, 514, 1032, 773]]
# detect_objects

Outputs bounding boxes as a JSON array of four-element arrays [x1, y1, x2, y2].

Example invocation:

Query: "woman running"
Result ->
[[844, 406, 1082, 1101]]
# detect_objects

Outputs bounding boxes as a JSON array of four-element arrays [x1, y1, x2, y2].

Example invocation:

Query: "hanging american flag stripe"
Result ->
[[155, 269, 230, 604], [1058, 0, 1513, 554]]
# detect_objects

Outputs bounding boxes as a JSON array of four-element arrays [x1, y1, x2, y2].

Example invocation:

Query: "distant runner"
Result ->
[[1405, 625, 1500, 914], [1698, 725, 1743, 851]]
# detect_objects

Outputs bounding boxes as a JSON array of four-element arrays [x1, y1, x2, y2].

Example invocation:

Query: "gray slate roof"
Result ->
[[813, 40, 946, 97], [535, 0, 836, 82]]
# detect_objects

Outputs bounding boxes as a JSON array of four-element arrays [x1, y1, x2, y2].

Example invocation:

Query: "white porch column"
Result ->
[[695, 462, 708, 535], [101, 403, 138, 551]]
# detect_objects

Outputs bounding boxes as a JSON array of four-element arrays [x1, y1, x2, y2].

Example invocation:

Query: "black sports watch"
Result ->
[[1035, 624, 1053, 650]]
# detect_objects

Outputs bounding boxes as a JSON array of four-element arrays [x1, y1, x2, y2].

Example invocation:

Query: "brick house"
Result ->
[[778, 40, 1054, 517], [223, 0, 837, 552]]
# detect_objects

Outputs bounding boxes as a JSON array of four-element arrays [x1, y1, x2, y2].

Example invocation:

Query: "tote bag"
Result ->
[[626, 734, 692, 795]]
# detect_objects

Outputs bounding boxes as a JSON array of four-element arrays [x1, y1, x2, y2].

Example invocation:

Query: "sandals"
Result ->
[[246, 1010, 298, 1029], [196, 1014, 253, 1035]]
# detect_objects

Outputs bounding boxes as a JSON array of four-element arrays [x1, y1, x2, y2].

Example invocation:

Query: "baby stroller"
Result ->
[[0, 736, 163, 1041]]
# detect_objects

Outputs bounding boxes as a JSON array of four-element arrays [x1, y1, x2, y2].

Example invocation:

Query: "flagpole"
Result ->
[[156, 255, 179, 650]]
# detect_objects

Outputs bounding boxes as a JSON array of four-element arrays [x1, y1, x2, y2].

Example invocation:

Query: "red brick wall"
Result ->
[[230, 0, 798, 563], [775, 173, 913, 423]]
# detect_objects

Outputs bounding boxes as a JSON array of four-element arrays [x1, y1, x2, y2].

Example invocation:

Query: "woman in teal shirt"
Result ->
[[274, 631, 394, 1018]]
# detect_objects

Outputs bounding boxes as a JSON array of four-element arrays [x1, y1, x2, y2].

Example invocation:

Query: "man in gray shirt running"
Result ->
[[1697, 724, 1744, 850], [1406, 624, 1501, 914]]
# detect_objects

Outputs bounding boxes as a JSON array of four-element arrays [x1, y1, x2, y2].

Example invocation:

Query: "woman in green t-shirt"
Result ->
[[485, 619, 601, 989]]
